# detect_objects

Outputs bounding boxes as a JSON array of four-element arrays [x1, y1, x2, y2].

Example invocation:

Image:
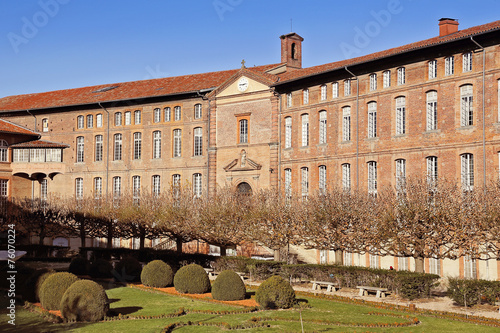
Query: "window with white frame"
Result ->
[[464, 255, 477, 279], [369, 73, 377, 91], [383, 70, 391, 88], [173, 129, 182, 157], [367, 102, 377, 138], [76, 136, 84, 162], [115, 112, 122, 126], [194, 127, 203, 156], [344, 251, 352, 266], [426, 156, 438, 185], [124, 111, 131, 125], [193, 173, 202, 198], [113, 176, 121, 198], [319, 110, 327, 144], [342, 163, 351, 192], [461, 153, 474, 191], [285, 117, 292, 148], [42, 118, 49, 132], [77, 115, 84, 129], [284, 168, 292, 197], [174, 106, 181, 121], [319, 165, 326, 192], [133, 132, 142, 160], [460, 84, 473, 126], [286, 93, 292, 107], [429, 257, 440, 275], [30, 149, 44, 162], [426, 90, 438, 131], [194, 104, 202, 119], [320, 250, 327, 264], [445, 56, 454, 76], [395, 159, 406, 191], [95, 135, 103, 162], [0, 179, 7, 201], [303, 89, 309, 104], [342, 106, 351, 141], [154, 108, 161, 123], [395, 96, 406, 135], [332, 82, 339, 98], [301, 167, 309, 199], [96, 114, 103, 128], [429, 60, 437, 79], [164, 107, 171, 122], [94, 177, 102, 199], [152, 175, 161, 196], [153, 131, 161, 159], [134, 110, 141, 125], [0, 140, 7, 162], [239, 119, 248, 144], [46, 149, 62, 162], [87, 114, 93, 128], [398, 257, 409, 271], [114, 133, 122, 161], [172, 174, 181, 189], [463, 52, 472, 72], [369, 253, 380, 268], [40, 179, 47, 201], [397, 67, 405, 85], [13, 149, 28, 162], [368, 161, 377, 195], [75, 178, 83, 199], [344, 79, 351, 96], [132, 175, 141, 203], [320, 84, 327, 101], [301, 114, 309, 147]]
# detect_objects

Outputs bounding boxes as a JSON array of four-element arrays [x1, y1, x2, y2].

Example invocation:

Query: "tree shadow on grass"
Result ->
[[108, 306, 143, 316]]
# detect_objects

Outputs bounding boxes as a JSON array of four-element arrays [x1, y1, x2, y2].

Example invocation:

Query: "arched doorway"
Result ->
[[236, 182, 252, 196]]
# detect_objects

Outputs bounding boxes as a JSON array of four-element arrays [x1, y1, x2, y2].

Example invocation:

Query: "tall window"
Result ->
[[172, 174, 181, 188], [426, 156, 438, 185], [320, 85, 327, 101], [124, 111, 131, 125], [464, 255, 477, 279], [284, 168, 292, 197], [395, 159, 406, 190], [463, 52, 472, 72], [173, 129, 182, 157], [152, 175, 161, 196], [134, 110, 141, 125], [95, 135, 103, 162], [239, 119, 248, 144], [174, 106, 181, 121], [285, 117, 292, 148], [286, 93, 292, 107], [428, 60, 437, 79], [369, 73, 377, 91], [332, 82, 339, 98], [0, 140, 7, 162], [342, 106, 351, 141], [383, 70, 391, 88], [461, 153, 474, 190], [367, 102, 377, 138], [342, 163, 351, 192], [319, 165, 327, 192], [132, 176, 141, 203], [133, 132, 142, 160], [303, 89, 309, 104], [96, 114, 103, 127], [76, 136, 84, 162], [115, 112, 122, 126], [193, 173, 202, 198], [113, 133, 122, 161], [445, 56, 454, 76], [194, 104, 202, 119], [164, 107, 171, 122], [395, 96, 406, 135], [398, 257, 409, 271], [94, 177, 102, 199], [368, 161, 377, 195], [429, 257, 441, 275], [370, 254, 380, 268], [426, 91, 438, 131], [319, 110, 327, 144], [397, 67, 405, 85], [40, 179, 47, 201], [153, 108, 161, 123], [301, 114, 309, 146], [113, 176, 121, 198], [0, 180, 7, 208], [460, 85, 473, 126], [87, 114, 93, 128], [77, 115, 84, 129], [75, 178, 83, 199], [344, 79, 351, 96], [301, 167, 309, 199], [42, 118, 49, 132], [153, 131, 161, 159], [194, 127, 203, 156]]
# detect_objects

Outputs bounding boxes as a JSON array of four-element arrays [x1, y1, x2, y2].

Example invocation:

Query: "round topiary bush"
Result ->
[[39, 272, 79, 310], [211, 270, 246, 301], [68, 257, 90, 276], [22, 268, 55, 302], [255, 275, 296, 309], [89, 258, 113, 279], [60, 279, 109, 322], [114, 256, 142, 282], [141, 260, 173, 287], [173, 263, 210, 294]]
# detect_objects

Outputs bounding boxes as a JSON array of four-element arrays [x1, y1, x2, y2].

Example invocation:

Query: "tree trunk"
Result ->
[[106, 220, 113, 249], [176, 236, 183, 254], [79, 219, 86, 248], [335, 250, 344, 265], [415, 256, 424, 273], [220, 245, 227, 256], [139, 227, 146, 250]]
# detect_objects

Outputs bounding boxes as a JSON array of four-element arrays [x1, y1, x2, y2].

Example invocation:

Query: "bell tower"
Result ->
[[280, 33, 304, 70]]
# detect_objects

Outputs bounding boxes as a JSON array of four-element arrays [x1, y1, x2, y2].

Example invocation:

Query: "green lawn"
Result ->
[[2, 285, 500, 332]]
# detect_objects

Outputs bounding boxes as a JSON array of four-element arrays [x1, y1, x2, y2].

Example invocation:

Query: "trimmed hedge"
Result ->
[[211, 270, 246, 301], [68, 257, 90, 276], [39, 272, 79, 310], [114, 256, 142, 282], [141, 260, 173, 288], [448, 278, 500, 307], [255, 275, 296, 309], [89, 258, 113, 279], [173, 264, 210, 294], [60, 279, 109, 322]]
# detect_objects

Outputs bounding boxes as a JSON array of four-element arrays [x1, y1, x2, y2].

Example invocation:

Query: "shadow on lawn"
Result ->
[[109, 306, 143, 316]]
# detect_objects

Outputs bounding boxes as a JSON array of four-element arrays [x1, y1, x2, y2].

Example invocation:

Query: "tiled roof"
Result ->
[[0, 64, 280, 112], [0, 118, 39, 137], [10, 139, 69, 148], [276, 20, 500, 84]]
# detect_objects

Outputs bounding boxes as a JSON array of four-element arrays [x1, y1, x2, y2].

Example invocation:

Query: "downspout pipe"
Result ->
[[26, 110, 36, 203], [277, 90, 282, 192], [26, 109, 36, 131], [196, 89, 212, 198], [470, 37, 486, 187], [98, 102, 110, 198], [344, 67, 359, 191]]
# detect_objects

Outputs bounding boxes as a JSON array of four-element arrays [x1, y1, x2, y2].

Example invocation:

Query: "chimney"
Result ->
[[280, 33, 304, 70], [439, 18, 459, 37]]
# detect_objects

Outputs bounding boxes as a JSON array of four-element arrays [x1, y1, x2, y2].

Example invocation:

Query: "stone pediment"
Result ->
[[223, 150, 262, 172]]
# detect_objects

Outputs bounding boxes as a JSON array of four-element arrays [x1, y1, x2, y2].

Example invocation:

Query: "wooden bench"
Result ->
[[204, 268, 219, 280], [311, 280, 339, 292], [495, 302, 500, 313], [235, 271, 250, 281], [357, 286, 389, 298]]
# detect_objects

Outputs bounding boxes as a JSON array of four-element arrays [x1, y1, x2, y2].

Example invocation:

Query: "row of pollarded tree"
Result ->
[[5, 177, 500, 273]]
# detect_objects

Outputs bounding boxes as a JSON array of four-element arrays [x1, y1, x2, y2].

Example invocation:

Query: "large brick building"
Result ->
[[1, 19, 500, 279]]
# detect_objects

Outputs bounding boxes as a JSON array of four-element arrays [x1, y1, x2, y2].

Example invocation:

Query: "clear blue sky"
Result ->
[[1, 0, 499, 97]]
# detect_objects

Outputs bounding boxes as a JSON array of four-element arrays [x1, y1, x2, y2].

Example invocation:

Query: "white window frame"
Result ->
[[75, 178, 83, 199], [319, 165, 326, 192], [369, 253, 380, 268], [94, 177, 102, 199], [77, 115, 84, 129], [239, 119, 248, 144], [285, 117, 292, 148], [342, 163, 351, 192], [426, 91, 438, 131], [460, 85, 473, 126], [301, 167, 309, 199], [429, 257, 441, 275], [303, 89, 309, 104], [342, 106, 351, 141], [463, 52, 472, 72], [124, 111, 131, 125], [0, 179, 7, 199], [428, 60, 437, 79], [395, 159, 406, 191], [96, 114, 103, 128], [344, 79, 351, 96], [133, 132, 142, 160], [134, 110, 141, 125], [95, 135, 103, 162], [154, 108, 161, 123], [42, 118, 49, 132], [194, 104, 202, 119], [398, 257, 409, 271], [152, 175, 161, 196], [301, 114, 309, 147], [284, 168, 292, 197], [76, 136, 84, 163], [369, 73, 377, 91], [114, 133, 122, 161], [368, 161, 377, 195], [115, 112, 122, 126], [0, 140, 8, 162], [164, 107, 171, 122], [132, 175, 141, 202], [397, 67, 405, 85], [193, 173, 202, 198], [113, 176, 121, 198], [194, 127, 203, 156], [153, 131, 161, 159], [445, 56, 454, 76], [286, 93, 292, 107], [40, 179, 47, 201], [320, 84, 327, 101], [464, 255, 477, 279], [174, 106, 181, 121], [87, 114, 93, 128], [383, 70, 391, 88], [367, 102, 377, 138], [332, 82, 339, 98], [319, 111, 327, 144], [461, 153, 474, 191], [396, 96, 406, 135], [173, 129, 182, 157], [426, 156, 438, 185]]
